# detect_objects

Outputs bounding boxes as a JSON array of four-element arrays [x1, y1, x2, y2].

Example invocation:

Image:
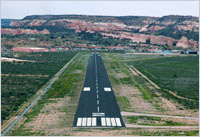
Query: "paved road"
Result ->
[[73, 53, 125, 127]]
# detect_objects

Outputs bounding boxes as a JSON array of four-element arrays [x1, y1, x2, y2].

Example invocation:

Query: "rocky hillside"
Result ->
[[1, 14, 199, 49]]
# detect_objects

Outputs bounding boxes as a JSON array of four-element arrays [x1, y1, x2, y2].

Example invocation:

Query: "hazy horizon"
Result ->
[[1, 14, 199, 20], [1, 1, 199, 19]]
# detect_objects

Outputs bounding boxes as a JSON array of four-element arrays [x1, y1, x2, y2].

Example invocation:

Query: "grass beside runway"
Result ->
[[129, 55, 199, 109], [102, 53, 199, 110], [8, 53, 89, 136], [126, 116, 198, 126]]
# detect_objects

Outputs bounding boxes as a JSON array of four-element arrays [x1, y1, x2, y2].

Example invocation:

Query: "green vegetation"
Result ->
[[9, 53, 88, 136], [102, 53, 160, 112], [116, 96, 131, 111], [103, 53, 199, 110], [131, 130, 199, 136], [1, 51, 76, 123], [129, 55, 199, 109]]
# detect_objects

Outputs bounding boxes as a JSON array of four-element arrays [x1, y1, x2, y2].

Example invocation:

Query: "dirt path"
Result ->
[[1, 74, 49, 77], [129, 65, 196, 101], [166, 89, 196, 102], [1, 57, 35, 62], [130, 65, 160, 89], [121, 111, 199, 120], [126, 124, 199, 129]]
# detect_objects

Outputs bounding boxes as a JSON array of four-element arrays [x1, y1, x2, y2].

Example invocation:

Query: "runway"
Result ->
[[73, 53, 125, 127]]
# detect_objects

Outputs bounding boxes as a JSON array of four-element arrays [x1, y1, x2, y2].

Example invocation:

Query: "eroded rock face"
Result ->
[[40, 29, 50, 34], [67, 20, 128, 32], [176, 21, 199, 32], [149, 25, 165, 31], [10, 20, 30, 27], [176, 36, 198, 48], [103, 32, 176, 46], [28, 20, 47, 26], [150, 35, 176, 46], [6, 15, 199, 49], [130, 33, 150, 43], [1, 28, 50, 35], [139, 25, 148, 32]]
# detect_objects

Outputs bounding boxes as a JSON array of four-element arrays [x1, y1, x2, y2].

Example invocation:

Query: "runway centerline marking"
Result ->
[[74, 53, 125, 127]]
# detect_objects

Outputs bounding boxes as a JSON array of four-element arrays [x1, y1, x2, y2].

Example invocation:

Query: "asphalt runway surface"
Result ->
[[73, 53, 125, 127]]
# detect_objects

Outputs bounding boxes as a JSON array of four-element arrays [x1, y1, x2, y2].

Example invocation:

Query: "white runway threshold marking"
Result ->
[[92, 117, 96, 126], [115, 118, 122, 126], [87, 118, 92, 126], [101, 117, 106, 126], [83, 87, 90, 91], [76, 117, 121, 127], [106, 118, 111, 126], [76, 117, 97, 127], [77, 118, 82, 126], [104, 87, 111, 92], [82, 118, 87, 126], [111, 118, 116, 126], [102, 118, 122, 127]]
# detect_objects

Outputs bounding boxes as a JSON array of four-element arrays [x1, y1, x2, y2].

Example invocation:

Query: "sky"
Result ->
[[1, 1, 199, 19]]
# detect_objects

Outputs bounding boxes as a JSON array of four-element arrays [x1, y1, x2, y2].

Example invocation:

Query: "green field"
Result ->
[[102, 53, 199, 109], [1, 51, 76, 123], [128, 55, 199, 109]]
